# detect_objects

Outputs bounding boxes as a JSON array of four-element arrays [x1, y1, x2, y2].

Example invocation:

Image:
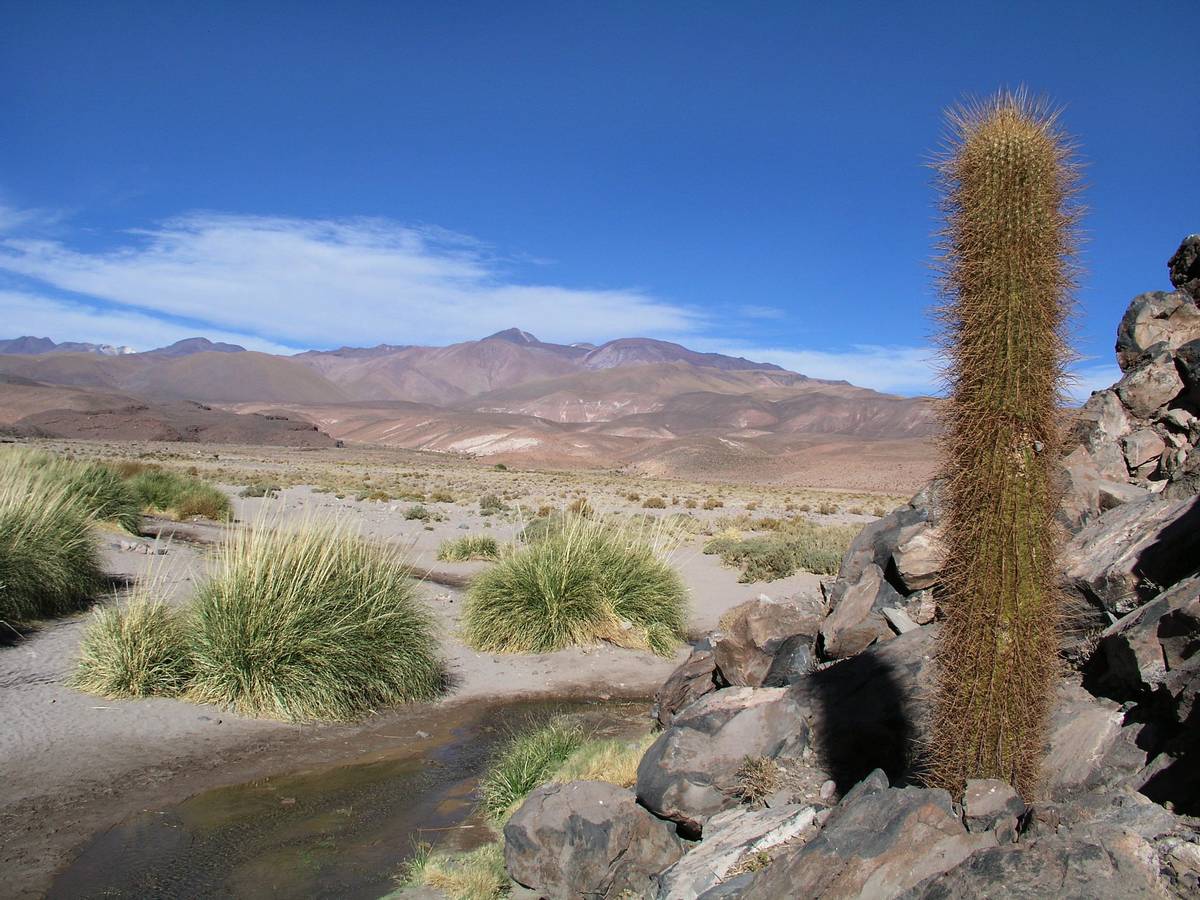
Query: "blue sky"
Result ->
[[0, 2, 1194, 395]]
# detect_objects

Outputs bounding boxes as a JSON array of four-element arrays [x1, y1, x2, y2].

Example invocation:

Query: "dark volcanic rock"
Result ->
[[636, 687, 810, 834], [651, 647, 719, 727], [1169, 234, 1200, 301], [899, 834, 1164, 899], [818, 563, 903, 659], [1116, 291, 1200, 373], [711, 594, 823, 687], [503, 780, 683, 899], [739, 774, 988, 899]]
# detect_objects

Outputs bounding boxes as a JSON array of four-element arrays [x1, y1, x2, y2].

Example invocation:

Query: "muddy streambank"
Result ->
[[47, 698, 649, 900]]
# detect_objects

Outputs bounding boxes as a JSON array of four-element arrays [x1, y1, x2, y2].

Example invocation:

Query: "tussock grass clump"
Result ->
[[928, 91, 1078, 799], [72, 591, 192, 698], [462, 515, 687, 657], [187, 521, 445, 721], [551, 730, 656, 787], [436, 534, 500, 562], [126, 468, 231, 521], [238, 481, 281, 498], [704, 521, 858, 582], [400, 842, 507, 900], [0, 448, 141, 532], [0, 466, 103, 622], [479, 717, 584, 824]]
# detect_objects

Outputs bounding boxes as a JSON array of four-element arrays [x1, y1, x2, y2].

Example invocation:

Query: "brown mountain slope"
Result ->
[[0, 351, 347, 404], [0, 376, 334, 446]]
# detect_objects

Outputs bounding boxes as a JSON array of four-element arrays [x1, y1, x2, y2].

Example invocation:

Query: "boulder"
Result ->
[[656, 804, 821, 900], [891, 524, 945, 591], [1178, 338, 1200, 393], [636, 686, 809, 834], [1115, 290, 1200, 373], [1060, 447, 1105, 531], [503, 780, 684, 899], [1115, 345, 1185, 419], [1069, 390, 1133, 481], [738, 776, 988, 899], [651, 647, 720, 728], [818, 563, 902, 659], [760, 633, 817, 687], [898, 834, 1165, 899], [835, 483, 942, 587], [1063, 494, 1200, 617], [962, 779, 1026, 843], [1098, 478, 1150, 511], [712, 594, 824, 687], [1122, 428, 1166, 470], [1169, 234, 1200, 301], [1044, 682, 1147, 801]]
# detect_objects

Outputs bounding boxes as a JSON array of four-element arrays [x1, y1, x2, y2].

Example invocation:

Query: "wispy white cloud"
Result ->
[[0, 213, 701, 348], [1066, 362, 1123, 404], [0, 289, 296, 354], [693, 340, 940, 395], [737, 304, 786, 320]]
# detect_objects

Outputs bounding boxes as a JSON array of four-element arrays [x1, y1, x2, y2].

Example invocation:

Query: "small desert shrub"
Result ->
[[401, 841, 507, 900], [626, 492, 641, 502], [566, 496, 593, 517], [126, 468, 231, 521], [437, 534, 500, 561], [72, 592, 192, 698], [404, 504, 430, 520], [186, 521, 445, 721], [462, 515, 687, 657], [429, 489, 455, 503], [493, 463, 508, 471], [684, 498, 697, 509], [239, 481, 281, 498], [479, 494, 506, 515], [703, 497, 724, 510], [0, 448, 141, 532], [816, 500, 838, 516], [360, 489, 392, 502], [479, 718, 585, 823], [733, 755, 781, 806], [0, 466, 103, 622], [745, 500, 759, 511], [641, 496, 666, 509], [704, 521, 858, 582]]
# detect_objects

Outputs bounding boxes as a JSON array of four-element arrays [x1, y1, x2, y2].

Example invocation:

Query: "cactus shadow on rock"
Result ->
[[807, 649, 919, 794]]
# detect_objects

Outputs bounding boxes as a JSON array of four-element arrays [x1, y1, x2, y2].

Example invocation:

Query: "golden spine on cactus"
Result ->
[[928, 89, 1080, 801]]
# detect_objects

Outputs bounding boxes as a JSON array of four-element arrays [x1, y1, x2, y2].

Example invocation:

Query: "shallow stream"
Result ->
[[48, 698, 647, 899]]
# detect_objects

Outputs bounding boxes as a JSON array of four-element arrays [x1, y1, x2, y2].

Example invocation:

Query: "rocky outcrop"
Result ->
[[636, 686, 810, 834], [503, 780, 683, 899], [711, 594, 823, 687], [1169, 234, 1200, 301], [655, 804, 821, 899], [501, 239, 1200, 900], [738, 773, 989, 899]]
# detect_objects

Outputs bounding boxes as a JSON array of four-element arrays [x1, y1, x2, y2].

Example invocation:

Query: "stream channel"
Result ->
[[48, 698, 648, 899]]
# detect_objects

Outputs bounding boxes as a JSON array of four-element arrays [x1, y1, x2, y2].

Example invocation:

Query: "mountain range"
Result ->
[[0, 329, 937, 486]]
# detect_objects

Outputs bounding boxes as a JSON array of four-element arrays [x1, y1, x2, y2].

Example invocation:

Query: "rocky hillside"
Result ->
[[482, 237, 1200, 899]]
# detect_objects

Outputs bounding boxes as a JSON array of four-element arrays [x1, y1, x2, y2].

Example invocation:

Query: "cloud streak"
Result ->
[[0, 213, 702, 349]]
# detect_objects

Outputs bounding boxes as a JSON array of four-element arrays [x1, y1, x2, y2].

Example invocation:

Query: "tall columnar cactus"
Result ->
[[929, 91, 1080, 800]]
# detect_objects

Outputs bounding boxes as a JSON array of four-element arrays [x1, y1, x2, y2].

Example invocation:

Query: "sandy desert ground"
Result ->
[[0, 439, 910, 897]]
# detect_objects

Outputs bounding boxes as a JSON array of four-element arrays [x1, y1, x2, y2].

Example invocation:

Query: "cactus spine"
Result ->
[[929, 91, 1079, 800]]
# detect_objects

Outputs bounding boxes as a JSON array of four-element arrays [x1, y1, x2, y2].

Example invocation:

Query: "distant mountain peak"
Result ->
[[0, 336, 135, 356], [484, 327, 540, 345], [144, 337, 246, 356]]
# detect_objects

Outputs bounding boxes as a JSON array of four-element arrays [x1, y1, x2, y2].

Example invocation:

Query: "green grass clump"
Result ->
[[126, 468, 231, 521], [703, 521, 858, 581], [0, 447, 141, 532], [462, 515, 687, 657], [399, 842, 508, 900], [72, 592, 192, 698], [239, 481, 281, 498], [436, 534, 501, 562], [0, 465, 103, 622], [186, 521, 445, 721], [479, 717, 586, 824]]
